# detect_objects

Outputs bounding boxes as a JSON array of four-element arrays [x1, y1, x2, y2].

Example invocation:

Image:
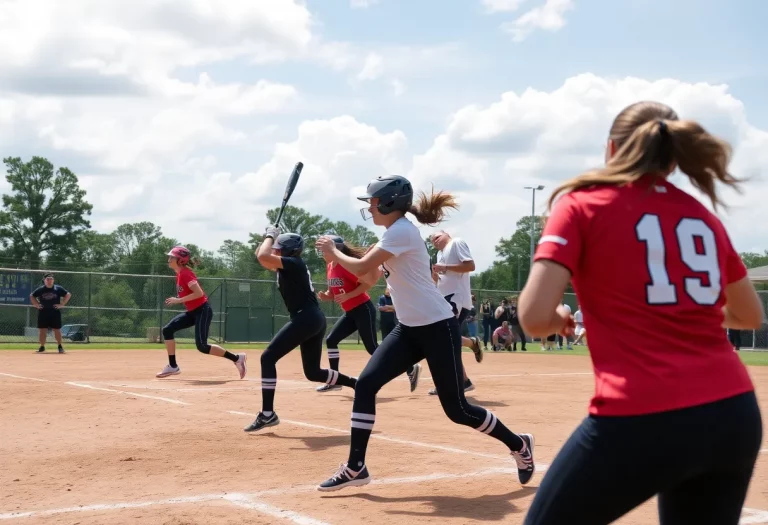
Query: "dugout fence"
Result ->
[[1, 267, 766, 349]]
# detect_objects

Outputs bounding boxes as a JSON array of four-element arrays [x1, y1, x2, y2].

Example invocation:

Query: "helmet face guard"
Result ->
[[357, 176, 413, 221]]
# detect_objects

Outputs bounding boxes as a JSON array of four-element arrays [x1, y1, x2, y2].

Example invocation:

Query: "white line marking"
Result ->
[[419, 371, 592, 382], [66, 382, 189, 405], [228, 410, 540, 465], [0, 372, 52, 382], [0, 467, 523, 521], [0, 494, 218, 520], [225, 495, 331, 525]]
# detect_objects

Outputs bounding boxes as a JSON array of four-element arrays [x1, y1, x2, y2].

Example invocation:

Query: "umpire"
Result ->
[[29, 273, 71, 354]]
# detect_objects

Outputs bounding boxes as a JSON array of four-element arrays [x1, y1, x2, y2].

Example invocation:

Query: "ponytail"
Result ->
[[408, 187, 459, 226], [338, 242, 368, 259], [548, 101, 742, 211]]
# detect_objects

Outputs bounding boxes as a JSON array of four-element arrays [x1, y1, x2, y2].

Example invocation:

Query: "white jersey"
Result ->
[[436, 237, 474, 311], [376, 217, 454, 327], [574, 309, 583, 324]]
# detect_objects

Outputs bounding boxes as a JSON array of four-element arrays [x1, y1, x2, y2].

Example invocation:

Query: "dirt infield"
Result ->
[[2, 349, 767, 524]]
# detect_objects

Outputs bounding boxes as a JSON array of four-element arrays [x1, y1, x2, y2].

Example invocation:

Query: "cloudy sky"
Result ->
[[1, 0, 766, 270]]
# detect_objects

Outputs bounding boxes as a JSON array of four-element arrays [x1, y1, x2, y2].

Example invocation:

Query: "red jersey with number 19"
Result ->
[[535, 176, 753, 417], [177, 267, 207, 312], [327, 262, 370, 312]]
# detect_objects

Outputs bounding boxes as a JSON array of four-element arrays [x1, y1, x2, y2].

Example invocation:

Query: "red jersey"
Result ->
[[327, 262, 370, 312], [535, 176, 753, 417], [176, 267, 207, 311]]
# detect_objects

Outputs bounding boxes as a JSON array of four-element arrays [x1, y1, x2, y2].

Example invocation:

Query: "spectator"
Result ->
[[378, 286, 397, 340], [557, 302, 573, 350], [30, 273, 71, 354], [466, 294, 478, 338], [573, 307, 587, 345], [508, 295, 527, 352], [480, 299, 494, 349], [728, 328, 741, 351], [493, 321, 514, 351]]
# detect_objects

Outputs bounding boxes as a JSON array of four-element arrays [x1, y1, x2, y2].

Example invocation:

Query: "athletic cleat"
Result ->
[[244, 412, 280, 433], [156, 365, 180, 378], [235, 353, 247, 379], [36, 346, 45, 353], [429, 378, 475, 396], [407, 363, 422, 392], [58, 347, 65, 354], [317, 463, 371, 492], [470, 337, 483, 363], [316, 383, 342, 392], [512, 433, 536, 485]]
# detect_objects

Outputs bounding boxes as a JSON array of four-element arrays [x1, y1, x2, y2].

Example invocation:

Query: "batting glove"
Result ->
[[265, 226, 281, 240]]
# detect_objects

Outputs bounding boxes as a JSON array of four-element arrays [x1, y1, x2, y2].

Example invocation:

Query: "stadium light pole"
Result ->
[[524, 185, 545, 275]]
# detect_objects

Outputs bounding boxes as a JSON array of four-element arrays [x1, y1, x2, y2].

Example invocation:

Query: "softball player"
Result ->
[[156, 246, 247, 379], [317, 236, 421, 393], [244, 229, 357, 433], [314, 175, 534, 491], [30, 273, 71, 354], [519, 101, 764, 524]]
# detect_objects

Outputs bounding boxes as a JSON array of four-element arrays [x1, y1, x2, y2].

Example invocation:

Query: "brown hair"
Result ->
[[409, 187, 459, 226], [185, 257, 201, 268], [338, 242, 368, 259], [548, 101, 741, 211]]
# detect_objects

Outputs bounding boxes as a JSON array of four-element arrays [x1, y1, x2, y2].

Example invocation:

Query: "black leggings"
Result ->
[[260, 307, 355, 412], [162, 302, 213, 353], [346, 316, 523, 469], [510, 323, 526, 349], [326, 300, 379, 356], [524, 391, 762, 525]]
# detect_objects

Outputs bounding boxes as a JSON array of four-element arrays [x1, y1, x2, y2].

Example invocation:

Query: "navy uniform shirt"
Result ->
[[31, 284, 68, 310], [378, 294, 396, 325], [277, 257, 319, 316]]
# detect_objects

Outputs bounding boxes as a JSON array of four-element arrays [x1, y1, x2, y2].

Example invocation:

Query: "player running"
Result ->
[[156, 246, 247, 379], [519, 101, 764, 525], [314, 175, 534, 491], [317, 236, 421, 393], [244, 229, 357, 433], [317, 236, 380, 392], [428, 230, 483, 395]]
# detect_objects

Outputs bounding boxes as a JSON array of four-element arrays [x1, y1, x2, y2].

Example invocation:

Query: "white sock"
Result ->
[[262, 411, 273, 417]]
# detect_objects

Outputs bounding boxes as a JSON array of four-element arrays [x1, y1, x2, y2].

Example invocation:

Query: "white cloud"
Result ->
[[350, 0, 380, 8], [357, 53, 385, 81], [408, 74, 768, 270], [482, 0, 528, 13], [502, 0, 575, 42], [391, 79, 407, 97]]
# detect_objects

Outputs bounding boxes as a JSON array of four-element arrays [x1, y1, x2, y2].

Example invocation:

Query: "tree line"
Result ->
[[1, 156, 766, 290]]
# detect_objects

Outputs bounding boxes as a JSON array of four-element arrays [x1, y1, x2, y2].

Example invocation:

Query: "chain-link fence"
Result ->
[[1, 268, 766, 348]]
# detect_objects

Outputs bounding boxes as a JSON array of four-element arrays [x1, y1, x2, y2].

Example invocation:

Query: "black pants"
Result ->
[[482, 318, 493, 346], [37, 309, 62, 329], [261, 307, 355, 412], [380, 319, 396, 340], [524, 391, 762, 525], [326, 300, 378, 356], [162, 302, 213, 353], [510, 322, 526, 349], [346, 316, 523, 469], [728, 329, 742, 350]]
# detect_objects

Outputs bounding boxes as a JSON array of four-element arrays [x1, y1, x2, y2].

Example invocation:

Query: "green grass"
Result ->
[[2, 341, 767, 366]]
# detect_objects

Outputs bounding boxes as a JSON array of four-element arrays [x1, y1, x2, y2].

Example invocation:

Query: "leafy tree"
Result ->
[[741, 251, 768, 269], [113, 222, 162, 259], [0, 156, 93, 268], [329, 221, 379, 247]]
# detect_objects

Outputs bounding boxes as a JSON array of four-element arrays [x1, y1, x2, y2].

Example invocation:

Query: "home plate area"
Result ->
[[2, 349, 768, 524]]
